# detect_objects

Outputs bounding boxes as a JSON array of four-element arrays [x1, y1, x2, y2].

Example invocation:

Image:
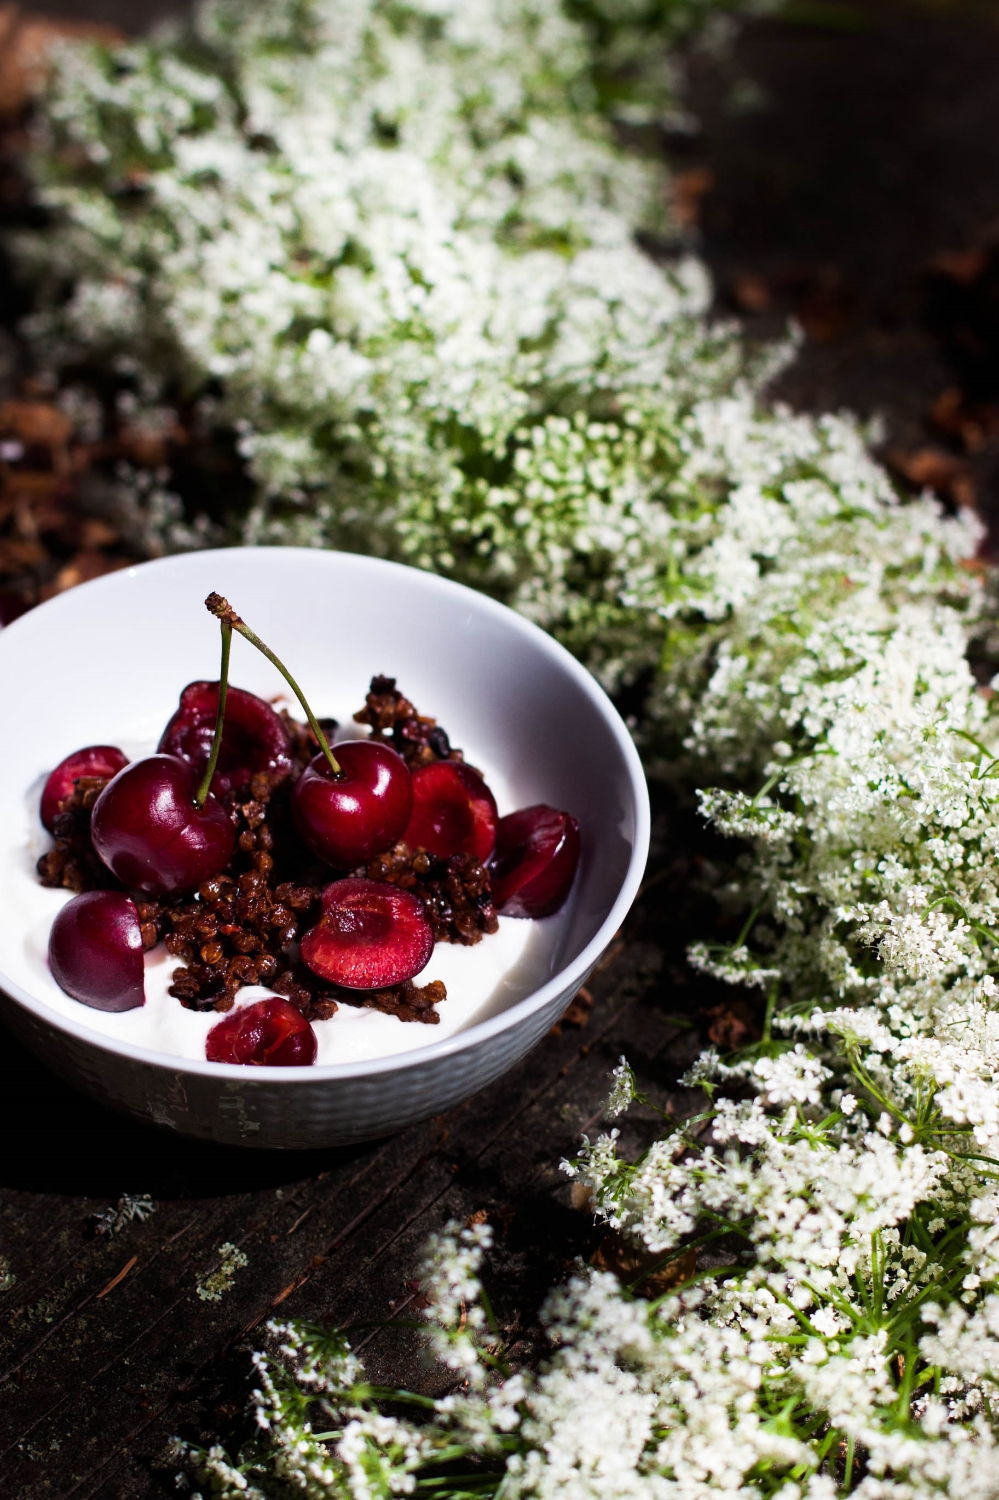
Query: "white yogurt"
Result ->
[[6, 706, 571, 1065]]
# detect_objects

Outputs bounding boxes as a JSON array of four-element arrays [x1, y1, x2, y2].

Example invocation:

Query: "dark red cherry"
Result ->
[[490, 805, 580, 918], [91, 754, 236, 897], [205, 997, 317, 1066], [292, 740, 413, 867], [158, 680, 292, 798], [403, 761, 497, 861], [301, 876, 433, 989], [40, 745, 129, 832], [48, 890, 145, 1011]]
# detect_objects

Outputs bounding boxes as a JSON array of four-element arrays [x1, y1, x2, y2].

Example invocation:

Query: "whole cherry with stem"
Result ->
[[204, 593, 413, 867], [90, 618, 237, 897]]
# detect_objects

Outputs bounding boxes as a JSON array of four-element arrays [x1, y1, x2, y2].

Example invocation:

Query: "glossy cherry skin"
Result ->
[[91, 754, 236, 897], [158, 680, 292, 798], [205, 998, 317, 1066], [48, 891, 145, 1011], [301, 877, 433, 989], [40, 745, 129, 832], [292, 740, 413, 867], [489, 805, 580, 918], [403, 761, 497, 861]]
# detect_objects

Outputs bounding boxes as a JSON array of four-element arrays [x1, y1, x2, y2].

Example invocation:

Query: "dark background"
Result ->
[[2, 2, 999, 1495]]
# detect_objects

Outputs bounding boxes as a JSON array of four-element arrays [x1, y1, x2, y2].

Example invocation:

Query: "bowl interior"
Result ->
[[0, 548, 646, 1074]]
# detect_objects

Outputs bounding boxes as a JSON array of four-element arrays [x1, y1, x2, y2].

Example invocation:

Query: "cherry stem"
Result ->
[[204, 593, 342, 777], [195, 618, 232, 807]]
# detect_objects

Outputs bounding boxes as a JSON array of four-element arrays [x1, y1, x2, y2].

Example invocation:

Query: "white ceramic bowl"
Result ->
[[0, 548, 649, 1148]]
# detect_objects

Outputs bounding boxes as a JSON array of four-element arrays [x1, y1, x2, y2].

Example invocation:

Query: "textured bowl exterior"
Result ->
[[0, 548, 648, 1149], [0, 963, 596, 1148]]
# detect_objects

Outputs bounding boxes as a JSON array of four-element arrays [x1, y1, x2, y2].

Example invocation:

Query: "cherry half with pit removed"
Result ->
[[205, 997, 318, 1066], [40, 745, 128, 832], [301, 876, 434, 988], [292, 739, 413, 867], [490, 804, 580, 918], [48, 890, 145, 1011], [159, 681, 292, 798], [91, 754, 236, 897], [403, 761, 497, 861]]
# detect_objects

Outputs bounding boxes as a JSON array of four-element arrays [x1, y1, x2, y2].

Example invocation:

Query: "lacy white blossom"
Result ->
[[15, 0, 981, 786], [420, 1220, 493, 1385]]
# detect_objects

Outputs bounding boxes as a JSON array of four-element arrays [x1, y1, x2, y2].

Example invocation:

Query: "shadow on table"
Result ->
[[0, 1019, 373, 1198]]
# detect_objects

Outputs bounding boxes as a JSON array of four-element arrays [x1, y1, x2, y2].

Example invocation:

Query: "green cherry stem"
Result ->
[[194, 618, 232, 808], [204, 592, 342, 778]]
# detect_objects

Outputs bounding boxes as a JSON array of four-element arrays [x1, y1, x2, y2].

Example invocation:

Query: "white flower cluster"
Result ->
[[11, 0, 925, 777], [181, 1195, 999, 1498], [15, 0, 718, 570], [559, 496, 999, 1488]]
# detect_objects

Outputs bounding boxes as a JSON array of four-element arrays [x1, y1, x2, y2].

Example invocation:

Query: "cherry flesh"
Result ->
[[91, 754, 236, 897], [40, 745, 129, 832], [205, 997, 317, 1066], [301, 876, 433, 988], [48, 890, 145, 1011], [158, 681, 292, 798], [292, 740, 413, 867], [403, 761, 497, 861], [489, 804, 580, 918]]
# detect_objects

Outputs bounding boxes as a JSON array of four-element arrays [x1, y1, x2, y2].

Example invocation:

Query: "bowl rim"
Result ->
[[0, 547, 650, 1083]]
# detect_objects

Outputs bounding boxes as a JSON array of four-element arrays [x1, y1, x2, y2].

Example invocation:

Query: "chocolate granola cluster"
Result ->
[[354, 675, 462, 767], [344, 978, 447, 1024], [359, 844, 498, 946], [164, 873, 320, 1011], [37, 776, 118, 893], [286, 976, 448, 1026]]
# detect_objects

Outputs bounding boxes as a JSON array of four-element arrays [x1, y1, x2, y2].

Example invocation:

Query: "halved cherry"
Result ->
[[40, 745, 129, 832], [159, 681, 292, 798], [205, 997, 317, 1066], [48, 890, 145, 1011], [489, 805, 580, 918], [301, 877, 433, 989], [403, 762, 497, 861]]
